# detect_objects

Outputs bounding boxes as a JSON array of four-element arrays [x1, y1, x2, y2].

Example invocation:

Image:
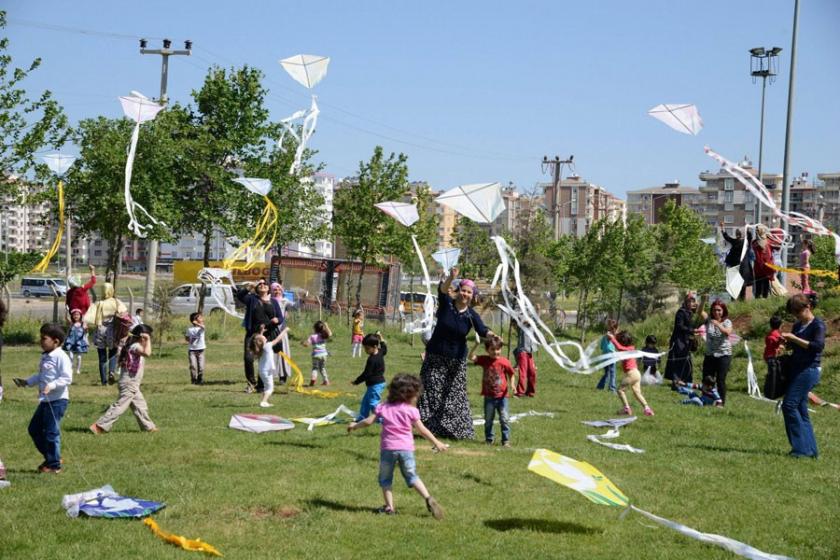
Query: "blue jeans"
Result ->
[[97, 347, 117, 385], [782, 367, 820, 457], [356, 382, 386, 422], [483, 397, 510, 443], [596, 363, 617, 392], [378, 450, 419, 488], [28, 399, 68, 468]]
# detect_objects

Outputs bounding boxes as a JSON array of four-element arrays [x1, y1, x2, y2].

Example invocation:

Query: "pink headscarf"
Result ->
[[458, 279, 476, 290]]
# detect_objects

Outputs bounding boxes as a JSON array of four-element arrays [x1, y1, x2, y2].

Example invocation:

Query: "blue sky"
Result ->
[[6, 0, 840, 197]]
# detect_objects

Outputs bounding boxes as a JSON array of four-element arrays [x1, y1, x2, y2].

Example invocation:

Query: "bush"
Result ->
[[1, 315, 42, 345]]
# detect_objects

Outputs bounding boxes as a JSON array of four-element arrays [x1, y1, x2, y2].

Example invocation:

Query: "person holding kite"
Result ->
[[236, 280, 283, 393], [664, 293, 700, 387], [751, 225, 775, 299], [779, 294, 825, 459], [417, 267, 494, 440]]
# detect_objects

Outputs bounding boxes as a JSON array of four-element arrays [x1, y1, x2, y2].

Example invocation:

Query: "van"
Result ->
[[20, 277, 68, 298], [169, 283, 237, 315], [400, 291, 435, 314]]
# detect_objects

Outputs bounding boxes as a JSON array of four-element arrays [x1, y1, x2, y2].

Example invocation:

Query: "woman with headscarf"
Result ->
[[84, 282, 127, 385], [270, 282, 291, 384], [417, 268, 495, 440], [780, 293, 825, 458], [752, 224, 775, 299], [236, 280, 282, 393], [664, 292, 700, 386], [65, 264, 96, 318]]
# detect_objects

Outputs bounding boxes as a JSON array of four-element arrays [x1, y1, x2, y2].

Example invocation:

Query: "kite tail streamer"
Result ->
[[278, 351, 350, 399], [627, 506, 793, 560], [404, 235, 435, 335], [766, 263, 838, 279], [223, 196, 279, 271], [143, 518, 223, 557], [32, 179, 65, 273], [124, 123, 165, 237]]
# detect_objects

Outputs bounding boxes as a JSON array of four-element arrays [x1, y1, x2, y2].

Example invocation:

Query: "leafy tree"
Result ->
[[451, 216, 495, 281], [0, 11, 69, 188], [514, 208, 555, 293], [0, 251, 41, 288], [808, 236, 839, 293], [615, 213, 658, 321], [333, 146, 410, 308], [655, 200, 721, 294]]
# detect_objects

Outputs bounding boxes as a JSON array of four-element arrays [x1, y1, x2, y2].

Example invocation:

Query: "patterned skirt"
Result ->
[[417, 352, 474, 440]]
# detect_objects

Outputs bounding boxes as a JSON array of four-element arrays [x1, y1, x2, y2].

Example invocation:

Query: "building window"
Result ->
[[724, 191, 734, 203], [570, 189, 578, 215], [707, 192, 716, 200], [724, 178, 735, 191], [723, 215, 734, 224]]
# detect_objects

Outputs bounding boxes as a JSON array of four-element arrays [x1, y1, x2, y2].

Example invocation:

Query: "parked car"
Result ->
[[20, 277, 68, 298], [169, 283, 236, 315]]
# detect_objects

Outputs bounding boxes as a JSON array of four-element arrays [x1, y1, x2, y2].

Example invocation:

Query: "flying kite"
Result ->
[[279, 54, 330, 89], [431, 248, 461, 272], [32, 154, 75, 273], [229, 413, 295, 433], [119, 91, 165, 237], [222, 178, 278, 270], [374, 201, 435, 335], [529, 449, 793, 560], [279, 97, 320, 175], [648, 104, 703, 136], [436, 182, 505, 224]]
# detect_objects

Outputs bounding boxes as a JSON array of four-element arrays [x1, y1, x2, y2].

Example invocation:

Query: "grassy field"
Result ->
[[0, 303, 838, 560]]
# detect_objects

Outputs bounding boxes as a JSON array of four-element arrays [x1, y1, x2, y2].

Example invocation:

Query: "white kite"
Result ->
[[291, 404, 355, 431], [279, 97, 320, 175], [431, 248, 461, 272], [229, 413, 295, 433], [648, 104, 703, 136], [436, 182, 505, 224], [197, 268, 242, 319], [279, 54, 330, 89], [119, 91, 166, 237], [32, 154, 76, 273], [374, 201, 419, 227]]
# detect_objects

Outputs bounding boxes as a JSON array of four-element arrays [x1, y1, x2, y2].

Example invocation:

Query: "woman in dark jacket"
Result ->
[[780, 294, 825, 458], [418, 268, 495, 439], [664, 293, 700, 386], [236, 280, 282, 393]]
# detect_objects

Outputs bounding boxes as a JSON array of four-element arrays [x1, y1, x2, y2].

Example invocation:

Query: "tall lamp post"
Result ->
[[749, 46, 782, 225]]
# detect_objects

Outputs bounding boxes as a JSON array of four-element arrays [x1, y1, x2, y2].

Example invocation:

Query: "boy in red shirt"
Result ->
[[470, 336, 515, 447], [764, 315, 784, 389]]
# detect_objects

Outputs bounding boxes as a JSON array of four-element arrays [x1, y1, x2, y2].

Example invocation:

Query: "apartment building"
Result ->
[[626, 181, 703, 225], [698, 159, 783, 230], [541, 175, 625, 239], [285, 172, 335, 258]]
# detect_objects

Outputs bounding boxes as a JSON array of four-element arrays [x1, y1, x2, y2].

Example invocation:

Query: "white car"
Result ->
[[169, 283, 237, 315]]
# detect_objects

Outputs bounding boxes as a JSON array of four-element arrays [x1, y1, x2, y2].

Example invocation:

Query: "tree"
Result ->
[[451, 216, 495, 281], [0, 251, 41, 288], [333, 146, 410, 308], [655, 200, 721, 294], [0, 11, 69, 188], [808, 236, 839, 293], [514, 208, 555, 293], [65, 107, 192, 285]]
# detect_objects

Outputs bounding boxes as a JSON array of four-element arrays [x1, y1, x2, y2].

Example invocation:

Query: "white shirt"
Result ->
[[185, 326, 206, 351], [258, 341, 276, 376], [26, 347, 73, 402]]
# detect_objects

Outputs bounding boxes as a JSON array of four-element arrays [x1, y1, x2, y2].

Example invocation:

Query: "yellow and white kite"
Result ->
[[32, 154, 75, 273], [222, 178, 278, 271]]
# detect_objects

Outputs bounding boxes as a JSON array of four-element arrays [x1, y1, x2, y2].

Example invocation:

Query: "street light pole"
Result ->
[[780, 0, 800, 271], [749, 46, 781, 225], [139, 38, 191, 314]]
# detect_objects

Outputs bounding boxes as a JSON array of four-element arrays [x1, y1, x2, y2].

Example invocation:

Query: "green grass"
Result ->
[[0, 305, 838, 559]]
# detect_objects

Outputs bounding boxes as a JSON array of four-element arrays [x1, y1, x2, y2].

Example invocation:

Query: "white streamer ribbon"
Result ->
[[472, 410, 555, 426], [404, 234, 435, 335], [124, 122, 165, 237], [292, 404, 355, 431], [197, 268, 243, 319]]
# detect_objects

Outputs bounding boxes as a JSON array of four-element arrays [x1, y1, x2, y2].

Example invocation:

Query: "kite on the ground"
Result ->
[[529, 449, 793, 560], [585, 426, 645, 454], [648, 104, 703, 136], [436, 182, 505, 224], [119, 91, 166, 237], [144, 517, 222, 557], [32, 154, 75, 273], [62, 485, 164, 519], [279, 97, 320, 175], [229, 413, 295, 433], [291, 404, 356, 431], [222, 178, 278, 270], [473, 410, 554, 426], [581, 417, 637, 429], [279, 54, 330, 89], [431, 248, 461, 272]]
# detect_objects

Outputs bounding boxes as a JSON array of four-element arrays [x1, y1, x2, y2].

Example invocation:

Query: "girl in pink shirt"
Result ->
[[348, 374, 447, 519], [609, 331, 654, 417]]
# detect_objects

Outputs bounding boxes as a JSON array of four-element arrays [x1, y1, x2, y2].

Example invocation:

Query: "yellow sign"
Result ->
[[173, 261, 272, 285], [528, 449, 629, 507]]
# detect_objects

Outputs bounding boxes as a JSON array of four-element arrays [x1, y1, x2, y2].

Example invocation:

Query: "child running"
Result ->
[[89, 325, 157, 434], [185, 312, 206, 385], [348, 374, 447, 519], [351, 309, 365, 358], [250, 324, 288, 408], [596, 319, 619, 392], [470, 336, 516, 446], [678, 377, 723, 407], [64, 308, 89, 375], [608, 330, 655, 416], [13, 324, 72, 473], [513, 321, 537, 397], [302, 321, 332, 386], [351, 333, 388, 421]]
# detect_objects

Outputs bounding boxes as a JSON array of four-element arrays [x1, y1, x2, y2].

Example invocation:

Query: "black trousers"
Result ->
[[243, 333, 264, 391], [754, 277, 771, 299], [702, 354, 732, 404]]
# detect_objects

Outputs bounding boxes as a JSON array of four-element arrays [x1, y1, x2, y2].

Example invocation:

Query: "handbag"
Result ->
[[764, 355, 792, 399]]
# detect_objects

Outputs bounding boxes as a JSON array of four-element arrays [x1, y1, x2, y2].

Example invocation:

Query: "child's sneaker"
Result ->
[[618, 406, 632, 415], [259, 402, 273, 408], [425, 496, 444, 520], [374, 505, 396, 515], [644, 406, 655, 416], [321, 380, 330, 386], [308, 380, 316, 387]]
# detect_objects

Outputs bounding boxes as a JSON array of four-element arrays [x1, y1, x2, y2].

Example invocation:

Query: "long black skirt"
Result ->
[[417, 352, 474, 440]]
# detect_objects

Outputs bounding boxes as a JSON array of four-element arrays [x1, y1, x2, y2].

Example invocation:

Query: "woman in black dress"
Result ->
[[417, 268, 495, 439], [236, 280, 282, 393], [664, 292, 699, 386]]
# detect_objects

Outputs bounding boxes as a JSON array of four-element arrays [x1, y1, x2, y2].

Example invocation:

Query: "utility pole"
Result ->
[[139, 38, 192, 314], [780, 0, 799, 272], [542, 155, 574, 240]]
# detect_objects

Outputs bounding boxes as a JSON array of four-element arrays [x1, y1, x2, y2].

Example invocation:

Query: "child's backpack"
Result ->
[[764, 355, 791, 400]]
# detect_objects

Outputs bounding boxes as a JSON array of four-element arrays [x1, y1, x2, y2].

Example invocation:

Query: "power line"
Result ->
[[7, 18, 164, 42]]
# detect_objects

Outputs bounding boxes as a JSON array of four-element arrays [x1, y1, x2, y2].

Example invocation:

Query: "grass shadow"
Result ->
[[675, 443, 779, 456], [305, 498, 371, 514], [461, 472, 493, 486], [199, 380, 239, 386], [65, 426, 95, 433], [484, 518, 601, 535], [266, 441, 323, 450]]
